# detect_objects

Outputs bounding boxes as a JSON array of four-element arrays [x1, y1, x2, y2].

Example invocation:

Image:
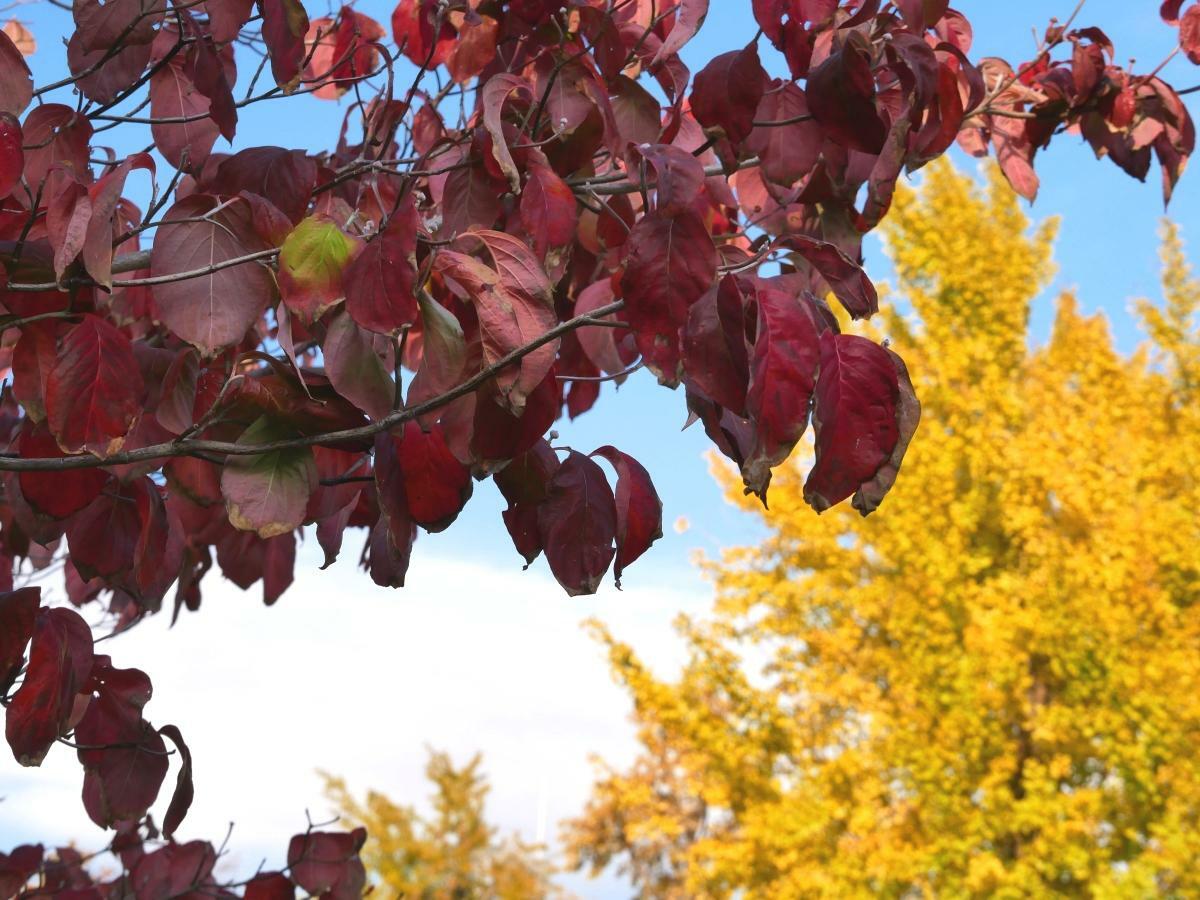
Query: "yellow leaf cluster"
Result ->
[[563, 161, 1200, 898], [323, 749, 565, 899]]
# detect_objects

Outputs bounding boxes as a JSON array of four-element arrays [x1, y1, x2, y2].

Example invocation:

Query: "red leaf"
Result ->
[[805, 31, 887, 153], [495, 439, 560, 566], [1181, 5, 1200, 63], [67, 0, 161, 105], [17, 424, 109, 518], [304, 8, 385, 100], [286, 829, 367, 900], [0, 844, 43, 898], [343, 213, 419, 334], [435, 235, 558, 415], [743, 289, 824, 499], [262, 531, 296, 604], [45, 315, 146, 455], [690, 43, 768, 144], [324, 311, 395, 421], [747, 82, 822, 185], [277, 215, 363, 324], [0, 24, 32, 115], [391, 420, 473, 532], [0, 587, 39, 690], [0, 112, 22, 198], [519, 152, 577, 263], [392, 0, 454, 68], [5, 606, 93, 767], [150, 194, 275, 354], [620, 210, 718, 386], [259, 0, 310, 91], [781, 235, 879, 319], [148, 39, 223, 172], [652, 0, 708, 65], [46, 178, 91, 283], [131, 841, 216, 900], [221, 417, 317, 538], [590, 447, 662, 586], [76, 659, 169, 828], [536, 450, 616, 596], [681, 275, 750, 414], [11, 320, 57, 423], [210, 147, 317, 225], [244, 873, 296, 900], [158, 724, 193, 838], [20, 105, 91, 189], [804, 332, 901, 512], [852, 347, 921, 515], [481, 73, 534, 192], [65, 477, 144, 580], [636, 143, 706, 217], [81, 153, 154, 288], [574, 280, 628, 380], [406, 290, 468, 421]]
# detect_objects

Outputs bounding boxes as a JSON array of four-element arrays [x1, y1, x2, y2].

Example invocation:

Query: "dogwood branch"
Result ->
[[0, 301, 627, 472]]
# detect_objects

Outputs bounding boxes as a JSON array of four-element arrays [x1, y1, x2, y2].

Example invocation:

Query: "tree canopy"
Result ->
[[0, 0, 1197, 892], [564, 161, 1200, 898]]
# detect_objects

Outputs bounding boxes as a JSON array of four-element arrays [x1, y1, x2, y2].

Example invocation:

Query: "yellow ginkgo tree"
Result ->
[[563, 161, 1200, 899]]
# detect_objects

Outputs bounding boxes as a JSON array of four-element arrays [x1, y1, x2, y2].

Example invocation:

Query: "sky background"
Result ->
[[1, 2, 1197, 897]]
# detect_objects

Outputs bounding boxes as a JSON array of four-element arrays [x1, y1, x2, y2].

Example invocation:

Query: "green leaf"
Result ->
[[220, 416, 317, 538]]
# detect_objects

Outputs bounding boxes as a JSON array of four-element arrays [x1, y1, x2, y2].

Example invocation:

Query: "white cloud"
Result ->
[[0, 545, 706, 898]]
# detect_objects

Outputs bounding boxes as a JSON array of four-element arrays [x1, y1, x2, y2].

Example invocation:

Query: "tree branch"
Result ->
[[0, 301, 627, 471]]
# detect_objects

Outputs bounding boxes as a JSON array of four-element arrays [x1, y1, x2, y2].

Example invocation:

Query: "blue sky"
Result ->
[[2, 2, 1197, 896]]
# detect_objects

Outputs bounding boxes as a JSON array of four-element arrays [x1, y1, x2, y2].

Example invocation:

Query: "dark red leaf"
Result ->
[[806, 31, 887, 153], [620, 210, 718, 386], [151, 194, 275, 353], [244, 873, 296, 900], [681, 275, 750, 414], [259, 0, 310, 91], [519, 152, 577, 264], [536, 450, 616, 596], [17, 425, 109, 519], [45, 315, 145, 455], [635, 143, 707, 217], [852, 347, 921, 515], [1181, 5, 1200, 63], [210, 147, 317, 225], [393, 420, 472, 532], [20, 105, 91, 189], [5, 606, 93, 766], [67, 0, 161, 105], [690, 44, 768, 145], [781, 235, 879, 319], [286, 829, 367, 900], [0, 844, 43, 898], [130, 841, 216, 900], [804, 332, 901, 512], [494, 439, 559, 565], [343, 213, 419, 335], [221, 417, 317, 538], [323, 311, 395, 421], [0, 112, 22, 198], [742, 289, 823, 499], [158, 724, 193, 839], [590, 447, 662, 586], [0, 25, 32, 116], [0, 587, 39, 691], [652, 0, 708, 65]]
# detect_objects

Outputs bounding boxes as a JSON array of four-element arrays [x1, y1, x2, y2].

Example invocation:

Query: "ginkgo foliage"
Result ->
[[1, 0, 1198, 890], [564, 161, 1200, 898], [323, 751, 563, 899]]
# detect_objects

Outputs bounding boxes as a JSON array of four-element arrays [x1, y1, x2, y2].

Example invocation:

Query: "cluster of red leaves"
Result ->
[[0, 0, 1194, 877], [0, 813, 367, 898]]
